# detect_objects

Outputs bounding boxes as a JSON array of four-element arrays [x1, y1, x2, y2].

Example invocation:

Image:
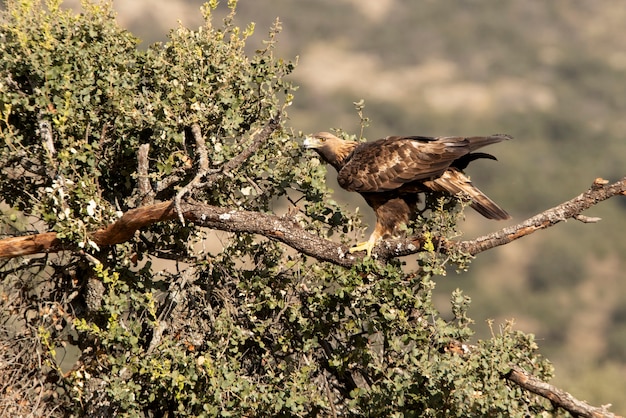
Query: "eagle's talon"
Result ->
[[349, 241, 376, 257]]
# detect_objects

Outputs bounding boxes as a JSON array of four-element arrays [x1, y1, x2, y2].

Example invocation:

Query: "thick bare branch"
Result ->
[[377, 176, 626, 259], [0, 231, 65, 258], [505, 364, 620, 418], [0, 200, 358, 266], [457, 176, 626, 256], [182, 201, 357, 268], [0, 202, 173, 258]]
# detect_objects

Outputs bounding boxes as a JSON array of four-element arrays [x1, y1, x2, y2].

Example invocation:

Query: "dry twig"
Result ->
[[173, 117, 280, 223]]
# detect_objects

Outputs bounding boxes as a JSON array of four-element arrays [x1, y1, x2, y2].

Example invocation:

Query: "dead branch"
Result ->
[[456, 177, 626, 256], [174, 123, 212, 223], [0, 231, 65, 259], [442, 339, 620, 417], [505, 364, 620, 418], [136, 143, 155, 206], [0, 200, 357, 266], [201, 115, 281, 188]]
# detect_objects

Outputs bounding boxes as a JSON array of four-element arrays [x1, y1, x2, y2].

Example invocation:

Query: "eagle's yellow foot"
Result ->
[[349, 230, 382, 257], [349, 240, 376, 257]]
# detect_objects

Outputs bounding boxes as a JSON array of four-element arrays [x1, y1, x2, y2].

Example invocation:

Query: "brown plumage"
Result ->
[[303, 132, 511, 256]]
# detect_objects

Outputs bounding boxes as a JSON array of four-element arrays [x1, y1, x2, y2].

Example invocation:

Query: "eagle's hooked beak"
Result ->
[[304, 132, 338, 150], [302, 136, 320, 149]]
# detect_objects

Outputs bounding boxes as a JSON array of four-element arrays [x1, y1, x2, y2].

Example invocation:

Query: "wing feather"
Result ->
[[337, 136, 471, 192]]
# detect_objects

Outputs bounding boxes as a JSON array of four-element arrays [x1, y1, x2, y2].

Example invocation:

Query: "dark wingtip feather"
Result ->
[[452, 152, 498, 170]]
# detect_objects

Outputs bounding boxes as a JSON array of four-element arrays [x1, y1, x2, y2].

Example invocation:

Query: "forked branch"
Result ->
[[174, 117, 280, 223], [457, 177, 626, 256], [377, 176, 626, 260]]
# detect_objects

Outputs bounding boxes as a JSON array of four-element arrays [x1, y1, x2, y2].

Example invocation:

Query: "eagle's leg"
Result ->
[[349, 196, 414, 257]]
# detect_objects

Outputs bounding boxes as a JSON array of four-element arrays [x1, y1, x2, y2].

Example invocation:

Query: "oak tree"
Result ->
[[1, 1, 623, 416]]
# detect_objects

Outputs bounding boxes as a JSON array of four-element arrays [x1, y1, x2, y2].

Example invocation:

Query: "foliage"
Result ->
[[0, 1, 571, 417]]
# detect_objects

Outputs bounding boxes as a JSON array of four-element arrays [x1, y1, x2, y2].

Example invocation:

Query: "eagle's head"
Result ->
[[303, 132, 357, 169]]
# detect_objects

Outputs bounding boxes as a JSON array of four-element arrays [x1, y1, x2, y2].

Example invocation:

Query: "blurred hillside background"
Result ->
[[61, 0, 626, 412]]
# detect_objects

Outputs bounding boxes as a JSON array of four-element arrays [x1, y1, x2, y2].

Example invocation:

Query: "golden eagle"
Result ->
[[303, 132, 511, 256]]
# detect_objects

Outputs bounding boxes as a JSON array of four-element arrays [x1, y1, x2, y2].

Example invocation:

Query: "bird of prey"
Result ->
[[303, 132, 511, 256]]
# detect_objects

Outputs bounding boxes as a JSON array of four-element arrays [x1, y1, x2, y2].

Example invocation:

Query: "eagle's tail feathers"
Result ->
[[424, 169, 511, 221], [468, 196, 511, 220]]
